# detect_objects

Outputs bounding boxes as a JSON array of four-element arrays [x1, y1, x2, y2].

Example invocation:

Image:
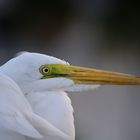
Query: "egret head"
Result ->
[[1, 52, 140, 94]]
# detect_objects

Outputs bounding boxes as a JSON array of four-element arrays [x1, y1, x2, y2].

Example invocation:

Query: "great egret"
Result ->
[[0, 52, 140, 140]]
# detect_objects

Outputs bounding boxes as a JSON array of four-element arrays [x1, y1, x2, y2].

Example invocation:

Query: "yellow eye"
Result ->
[[39, 65, 50, 75], [42, 67, 49, 73]]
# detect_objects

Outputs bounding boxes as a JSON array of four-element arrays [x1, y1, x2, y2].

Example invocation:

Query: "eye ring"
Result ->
[[39, 65, 50, 75], [42, 67, 49, 74]]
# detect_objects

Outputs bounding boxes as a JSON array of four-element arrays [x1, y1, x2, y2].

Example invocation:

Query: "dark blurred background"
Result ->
[[0, 0, 140, 140]]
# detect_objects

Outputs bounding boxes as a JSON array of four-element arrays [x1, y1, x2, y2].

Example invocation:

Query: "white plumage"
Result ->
[[0, 52, 75, 140], [0, 51, 139, 140], [0, 73, 68, 140], [0, 73, 41, 140]]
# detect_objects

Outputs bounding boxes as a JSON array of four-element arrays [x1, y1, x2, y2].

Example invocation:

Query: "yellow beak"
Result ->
[[43, 64, 140, 85], [63, 65, 140, 85]]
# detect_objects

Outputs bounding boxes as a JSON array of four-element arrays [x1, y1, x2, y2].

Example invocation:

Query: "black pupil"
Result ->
[[44, 68, 49, 73]]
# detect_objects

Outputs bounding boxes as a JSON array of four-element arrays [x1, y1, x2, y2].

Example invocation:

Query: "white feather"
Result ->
[[0, 73, 68, 140], [0, 74, 42, 139], [26, 91, 75, 140], [66, 85, 100, 92]]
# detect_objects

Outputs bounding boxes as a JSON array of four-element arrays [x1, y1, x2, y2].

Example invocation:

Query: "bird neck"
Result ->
[[26, 91, 75, 140]]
